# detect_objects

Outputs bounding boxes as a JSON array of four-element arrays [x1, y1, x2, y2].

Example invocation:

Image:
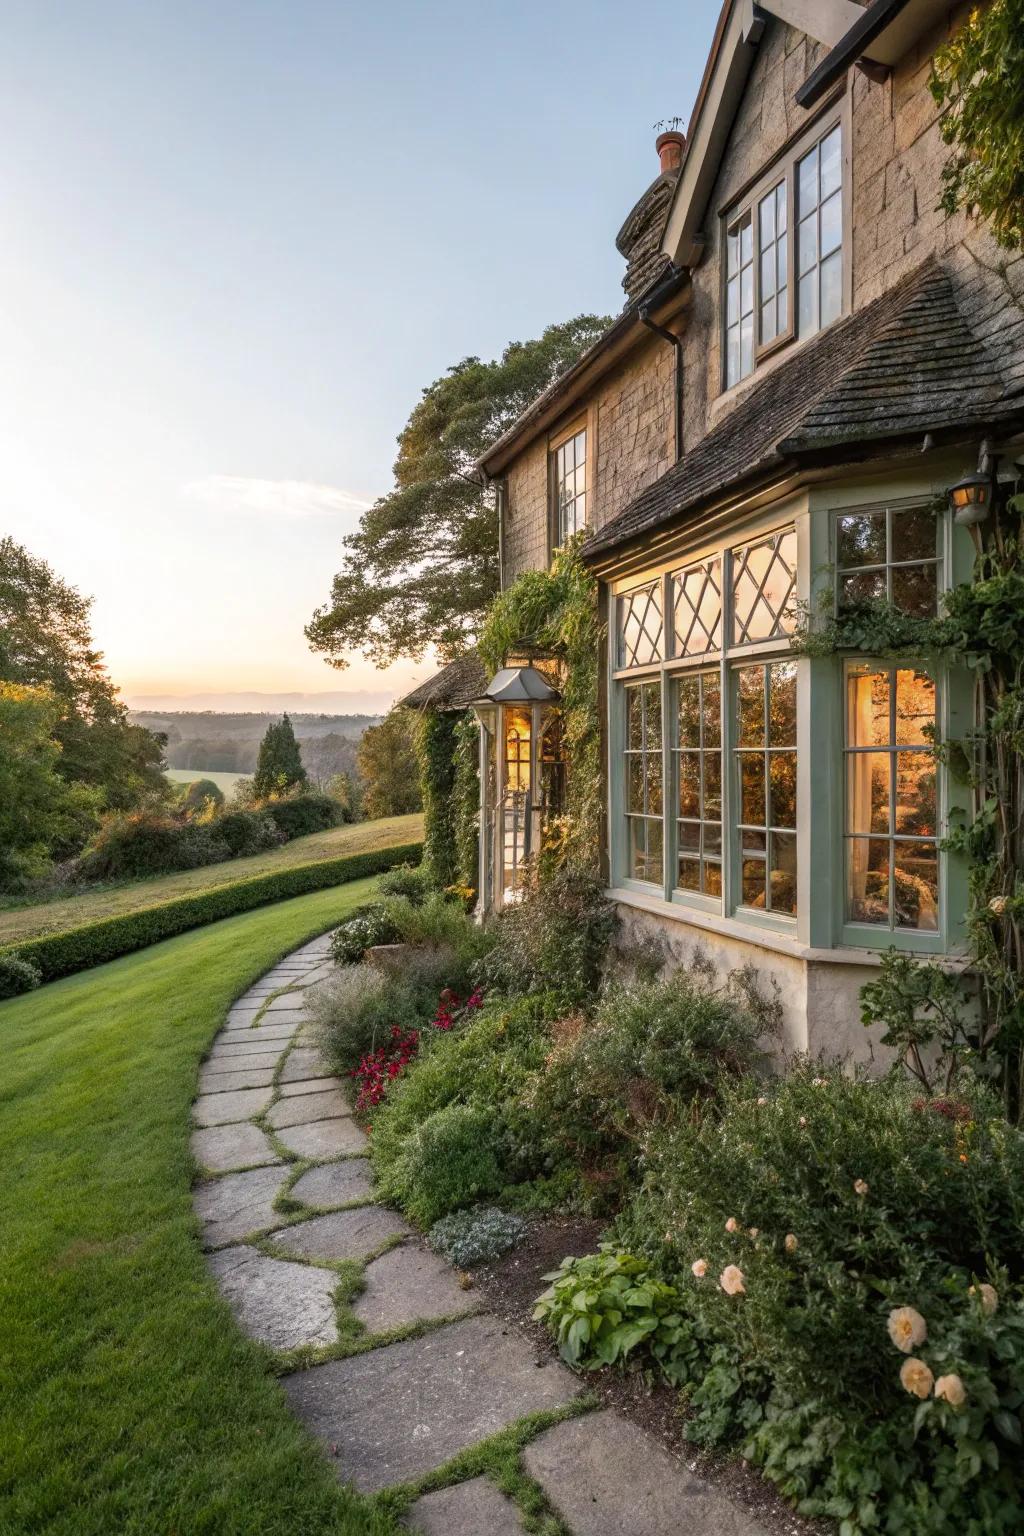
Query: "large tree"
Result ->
[[356, 709, 422, 819], [306, 314, 611, 669], [0, 683, 101, 886], [252, 713, 307, 799], [0, 537, 167, 810]]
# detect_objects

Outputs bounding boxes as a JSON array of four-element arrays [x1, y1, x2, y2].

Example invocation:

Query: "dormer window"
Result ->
[[722, 114, 845, 391]]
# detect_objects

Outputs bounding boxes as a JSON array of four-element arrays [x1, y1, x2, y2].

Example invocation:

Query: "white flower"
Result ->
[[691, 1258, 708, 1279], [888, 1306, 927, 1353], [725, 1216, 740, 1233], [719, 1264, 746, 1296], [799, 1116, 808, 1127], [784, 1232, 799, 1253], [812, 1077, 826, 1087], [748, 1227, 760, 1240], [989, 894, 1008, 916], [900, 1357, 934, 1399], [757, 1095, 768, 1106], [853, 1178, 869, 1197], [934, 1373, 967, 1407], [969, 1282, 999, 1316]]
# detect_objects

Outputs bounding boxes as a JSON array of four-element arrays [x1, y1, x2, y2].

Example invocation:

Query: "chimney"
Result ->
[[656, 130, 685, 175]]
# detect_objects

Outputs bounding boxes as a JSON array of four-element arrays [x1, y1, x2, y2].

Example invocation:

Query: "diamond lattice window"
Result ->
[[731, 528, 797, 645], [619, 581, 664, 668], [672, 557, 722, 657]]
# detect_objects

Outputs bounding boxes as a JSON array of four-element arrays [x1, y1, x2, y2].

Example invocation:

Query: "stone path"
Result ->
[[193, 933, 769, 1535]]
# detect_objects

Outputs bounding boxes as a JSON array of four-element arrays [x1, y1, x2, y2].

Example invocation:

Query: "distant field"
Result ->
[[0, 814, 423, 945], [165, 767, 246, 794]]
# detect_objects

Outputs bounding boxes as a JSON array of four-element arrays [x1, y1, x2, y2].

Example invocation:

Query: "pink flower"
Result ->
[[934, 1373, 967, 1407], [724, 1217, 740, 1233], [691, 1259, 708, 1278], [888, 1307, 927, 1353], [900, 1357, 934, 1398], [784, 1233, 798, 1253], [719, 1264, 746, 1296]]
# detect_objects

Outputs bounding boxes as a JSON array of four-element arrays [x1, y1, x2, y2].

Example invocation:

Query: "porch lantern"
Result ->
[[947, 469, 993, 526], [471, 665, 561, 909]]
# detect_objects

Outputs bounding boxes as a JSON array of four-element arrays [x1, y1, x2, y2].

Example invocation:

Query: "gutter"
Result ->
[[795, 0, 911, 108]]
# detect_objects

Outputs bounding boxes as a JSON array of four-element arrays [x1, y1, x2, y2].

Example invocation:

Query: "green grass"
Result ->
[[0, 814, 423, 945], [165, 766, 247, 794], [0, 880, 398, 1536]]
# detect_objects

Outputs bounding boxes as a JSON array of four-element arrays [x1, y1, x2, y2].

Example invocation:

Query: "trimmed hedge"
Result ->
[[2, 842, 422, 986]]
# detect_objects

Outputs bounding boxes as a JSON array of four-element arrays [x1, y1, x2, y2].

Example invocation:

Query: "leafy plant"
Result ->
[[476, 864, 616, 1008], [0, 954, 42, 999], [376, 862, 431, 905], [252, 713, 306, 799], [377, 1101, 504, 1226], [427, 1206, 527, 1268], [860, 948, 981, 1094], [329, 906, 402, 964]]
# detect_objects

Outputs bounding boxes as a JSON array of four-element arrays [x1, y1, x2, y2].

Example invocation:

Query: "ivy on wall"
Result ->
[[479, 536, 603, 874], [415, 708, 460, 889], [452, 709, 480, 890]]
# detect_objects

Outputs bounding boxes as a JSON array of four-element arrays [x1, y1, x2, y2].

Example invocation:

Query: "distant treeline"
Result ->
[[129, 711, 380, 780]]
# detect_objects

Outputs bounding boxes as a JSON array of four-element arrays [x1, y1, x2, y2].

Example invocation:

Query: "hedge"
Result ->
[[2, 842, 423, 986]]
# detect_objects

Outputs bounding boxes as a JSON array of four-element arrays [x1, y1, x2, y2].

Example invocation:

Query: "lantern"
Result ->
[[472, 665, 561, 908]]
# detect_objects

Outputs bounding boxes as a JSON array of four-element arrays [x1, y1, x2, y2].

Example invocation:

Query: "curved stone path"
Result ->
[[192, 934, 768, 1535]]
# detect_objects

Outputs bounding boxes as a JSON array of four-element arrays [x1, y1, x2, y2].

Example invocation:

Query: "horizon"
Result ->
[[0, 0, 717, 709]]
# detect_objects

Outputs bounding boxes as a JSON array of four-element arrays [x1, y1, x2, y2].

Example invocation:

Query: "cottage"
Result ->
[[404, 0, 1024, 1060]]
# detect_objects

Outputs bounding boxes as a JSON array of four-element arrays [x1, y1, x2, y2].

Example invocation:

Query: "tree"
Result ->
[[306, 314, 612, 669], [0, 683, 100, 887], [356, 709, 422, 819], [931, 0, 1024, 251], [252, 714, 307, 799], [0, 537, 167, 810], [181, 777, 226, 815]]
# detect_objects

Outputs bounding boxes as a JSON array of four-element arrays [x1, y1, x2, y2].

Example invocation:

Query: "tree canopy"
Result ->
[[0, 683, 100, 886], [306, 314, 611, 670], [0, 537, 167, 810], [931, 0, 1024, 251], [252, 714, 307, 799], [356, 710, 422, 819]]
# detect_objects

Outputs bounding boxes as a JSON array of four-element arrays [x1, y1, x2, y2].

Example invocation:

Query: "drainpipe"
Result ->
[[638, 305, 683, 463], [493, 474, 507, 591]]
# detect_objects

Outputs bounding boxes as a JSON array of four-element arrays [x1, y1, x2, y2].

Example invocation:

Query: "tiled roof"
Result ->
[[397, 651, 487, 712], [584, 257, 1024, 563]]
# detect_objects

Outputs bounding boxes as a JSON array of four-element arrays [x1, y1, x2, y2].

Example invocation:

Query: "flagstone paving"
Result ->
[[192, 933, 769, 1534]]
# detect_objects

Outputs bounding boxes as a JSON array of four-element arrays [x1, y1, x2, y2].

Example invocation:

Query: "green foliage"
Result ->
[[78, 809, 231, 881], [0, 682, 101, 888], [476, 865, 616, 1008], [930, 0, 1024, 251], [307, 960, 440, 1072], [416, 709, 460, 887], [263, 790, 341, 839], [329, 905, 402, 964], [378, 1101, 504, 1227], [479, 538, 603, 871], [426, 1206, 527, 1268], [214, 808, 282, 858], [305, 314, 610, 669], [860, 949, 981, 1094], [0, 953, 42, 998], [2, 842, 422, 983], [792, 594, 956, 660], [0, 537, 167, 817], [452, 709, 480, 891], [356, 709, 422, 819], [252, 713, 307, 800], [533, 1246, 700, 1385], [181, 778, 225, 814], [329, 888, 490, 987], [376, 863, 432, 904]]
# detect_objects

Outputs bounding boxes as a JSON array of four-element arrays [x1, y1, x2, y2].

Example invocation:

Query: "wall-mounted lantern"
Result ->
[[948, 441, 997, 527]]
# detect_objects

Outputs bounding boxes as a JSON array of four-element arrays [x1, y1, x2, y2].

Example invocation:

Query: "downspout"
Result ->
[[493, 474, 507, 591], [638, 305, 683, 463]]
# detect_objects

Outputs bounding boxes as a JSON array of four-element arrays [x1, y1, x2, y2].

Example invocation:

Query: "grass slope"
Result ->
[[0, 881, 396, 1536], [0, 814, 423, 945]]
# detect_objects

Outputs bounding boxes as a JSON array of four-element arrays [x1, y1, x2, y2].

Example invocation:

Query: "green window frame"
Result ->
[[733, 660, 798, 916], [624, 679, 663, 885]]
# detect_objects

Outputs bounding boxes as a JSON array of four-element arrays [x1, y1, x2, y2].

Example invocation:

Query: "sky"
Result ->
[[0, 0, 719, 712]]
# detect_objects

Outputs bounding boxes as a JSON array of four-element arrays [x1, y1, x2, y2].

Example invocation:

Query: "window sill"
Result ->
[[606, 886, 968, 970]]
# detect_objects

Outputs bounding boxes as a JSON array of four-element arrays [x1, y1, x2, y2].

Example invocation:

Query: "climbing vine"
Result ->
[[479, 536, 603, 874], [452, 709, 480, 891], [415, 708, 460, 889], [796, 487, 1024, 1117]]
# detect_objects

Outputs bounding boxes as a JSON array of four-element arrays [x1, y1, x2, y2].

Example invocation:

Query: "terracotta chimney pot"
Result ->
[[656, 130, 686, 174]]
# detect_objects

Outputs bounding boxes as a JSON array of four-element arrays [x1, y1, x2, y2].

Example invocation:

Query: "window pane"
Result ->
[[759, 189, 776, 244], [678, 678, 701, 746], [732, 528, 797, 643], [820, 191, 842, 257], [645, 681, 662, 742], [742, 858, 767, 908], [727, 326, 740, 388], [891, 562, 937, 618], [798, 145, 818, 209], [645, 753, 663, 817], [776, 180, 787, 231], [820, 250, 842, 327], [798, 212, 817, 275], [627, 754, 645, 813], [727, 225, 739, 276], [891, 507, 936, 563], [627, 688, 644, 750], [620, 584, 663, 667], [768, 661, 797, 745], [895, 751, 936, 836], [820, 126, 841, 197], [646, 818, 664, 884], [760, 246, 775, 297], [679, 752, 701, 816], [798, 270, 816, 335], [894, 841, 938, 931], [761, 294, 776, 345], [674, 557, 723, 655], [848, 752, 890, 836], [678, 856, 701, 892], [705, 750, 722, 816], [777, 267, 788, 331], [740, 216, 752, 265], [704, 822, 722, 856], [739, 752, 766, 825], [894, 670, 935, 745], [740, 312, 754, 378], [705, 862, 723, 898], [737, 667, 765, 745], [838, 512, 886, 567], [679, 820, 701, 854], [848, 667, 890, 747], [770, 832, 798, 915], [848, 837, 890, 924], [840, 570, 887, 609], [769, 751, 797, 828], [727, 276, 739, 326], [703, 677, 721, 748]]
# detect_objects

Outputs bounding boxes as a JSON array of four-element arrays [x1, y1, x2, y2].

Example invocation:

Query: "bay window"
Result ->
[[735, 661, 797, 915], [675, 671, 722, 896], [625, 679, 663, 884]]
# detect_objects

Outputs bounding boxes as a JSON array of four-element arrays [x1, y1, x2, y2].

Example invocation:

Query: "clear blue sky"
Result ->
[[0, 0, 720, 709]]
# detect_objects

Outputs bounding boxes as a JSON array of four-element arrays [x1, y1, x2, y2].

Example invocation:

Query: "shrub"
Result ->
[[181, 778, 225, 814], [476, 865, 616, 1007], [427, 1207, 527, 1269], [379, 1101, 504, 1227], [309, 961, 435, 1073], [3, 842, 423, 983], [263, 791, 342, 840], [377, 862, 432, 905], [330, 890, 493, 989], [0, 954, 42, 999], [215, 808, 282, 858], [78, 810, 229, 881], [330, 906, 402, 964]]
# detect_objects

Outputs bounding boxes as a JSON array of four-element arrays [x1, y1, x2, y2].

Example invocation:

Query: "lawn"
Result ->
[[0, 814, 423, 945], [165, 766, 248, 794], [0, 881, 398, 1536]]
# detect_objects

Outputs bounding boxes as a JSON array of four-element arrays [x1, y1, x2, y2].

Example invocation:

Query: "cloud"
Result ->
[[181, 475, 373, 520]]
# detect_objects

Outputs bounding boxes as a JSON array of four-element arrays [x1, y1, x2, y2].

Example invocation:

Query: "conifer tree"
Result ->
[[253, 714, 307, 799]]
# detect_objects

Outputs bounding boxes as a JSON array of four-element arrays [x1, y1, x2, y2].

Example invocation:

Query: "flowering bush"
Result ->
[[427, 1206, 526, 1268], [350, 1025, 419, 1112], [377, 1101, 504, 1226], [475, 865, 617, 1008]]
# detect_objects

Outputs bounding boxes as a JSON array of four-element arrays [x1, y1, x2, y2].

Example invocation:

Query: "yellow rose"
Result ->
[[719, 1264, 746, 1296], [934, 1373, 967, 1407], [900, 1357, 934, 1399], [784, 1232, 799, 1253], [888, 1306, 927, 1353]]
